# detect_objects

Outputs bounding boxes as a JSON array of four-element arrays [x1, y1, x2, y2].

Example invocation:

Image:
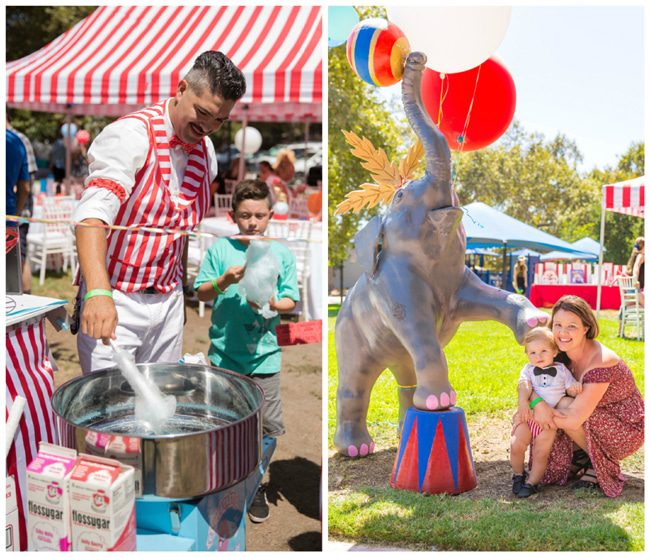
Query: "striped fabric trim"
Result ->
[[86, 177, 127, 203], [106, 101, 210, 292], [7, 6, 321, 119], [602, 178, 645, 218], [6, 320, 57, 551]]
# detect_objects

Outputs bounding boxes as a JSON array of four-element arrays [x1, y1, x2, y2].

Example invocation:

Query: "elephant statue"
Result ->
[[334, 51, 548, 458]]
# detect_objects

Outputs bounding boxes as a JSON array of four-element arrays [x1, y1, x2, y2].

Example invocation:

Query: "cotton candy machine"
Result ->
[[52, 363, 275, 551]]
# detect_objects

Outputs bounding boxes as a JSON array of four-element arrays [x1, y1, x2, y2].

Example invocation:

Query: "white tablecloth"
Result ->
[[199, 217, 323, 320]]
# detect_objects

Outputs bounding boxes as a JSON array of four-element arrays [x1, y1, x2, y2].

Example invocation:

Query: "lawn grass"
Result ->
[[328, 304, 645, 551]]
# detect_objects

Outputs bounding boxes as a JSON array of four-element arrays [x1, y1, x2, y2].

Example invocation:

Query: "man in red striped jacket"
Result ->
[[73, 51, 246, 373]]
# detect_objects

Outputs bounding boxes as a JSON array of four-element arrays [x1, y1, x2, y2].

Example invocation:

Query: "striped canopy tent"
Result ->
[[6, 5, 322, 123], [596, 176, 645, 312]]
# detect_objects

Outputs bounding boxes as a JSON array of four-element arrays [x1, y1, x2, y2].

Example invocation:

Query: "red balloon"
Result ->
[[76, 129, 90, 146], [421, 57, 516, 152]]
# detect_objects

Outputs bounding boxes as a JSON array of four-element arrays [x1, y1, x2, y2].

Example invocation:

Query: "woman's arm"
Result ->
[[633, 253, 644, 287], [552, 382, 609, 429]]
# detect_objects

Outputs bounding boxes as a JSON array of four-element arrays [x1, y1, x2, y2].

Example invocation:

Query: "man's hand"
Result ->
[[81, 296, 118, 345]]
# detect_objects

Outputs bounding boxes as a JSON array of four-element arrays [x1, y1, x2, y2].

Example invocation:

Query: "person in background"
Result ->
[[274, 148, 296, 184], [513, 255, 528, 295], [632, 240, 644, 306], [625, 236, 644, 275], [258, 159, 291, 205], [7, 112, 38, 293], [49, 131, 66, 194]]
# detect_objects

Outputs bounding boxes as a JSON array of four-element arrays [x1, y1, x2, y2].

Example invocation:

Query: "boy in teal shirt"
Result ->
[[194, 179, 299, 523]]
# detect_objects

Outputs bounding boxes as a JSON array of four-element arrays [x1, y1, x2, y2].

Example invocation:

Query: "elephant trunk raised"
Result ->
[[334, 52, 549, 459]]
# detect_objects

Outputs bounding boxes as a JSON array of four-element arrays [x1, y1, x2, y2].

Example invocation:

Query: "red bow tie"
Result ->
[[169, 135, 197, 154]]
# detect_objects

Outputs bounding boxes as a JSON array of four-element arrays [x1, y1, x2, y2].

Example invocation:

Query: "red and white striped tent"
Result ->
[[6, 5, 322, 122], [596, 175, 645, 312]]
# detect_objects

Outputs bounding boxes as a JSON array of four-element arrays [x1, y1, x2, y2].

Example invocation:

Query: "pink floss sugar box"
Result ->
[[68, 454, 137, 551], [26, 442, 78, 551]]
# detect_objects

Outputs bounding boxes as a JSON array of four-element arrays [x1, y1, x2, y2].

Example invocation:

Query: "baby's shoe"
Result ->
[[512, 473, 527, 495], [517, 482, 541, 498]]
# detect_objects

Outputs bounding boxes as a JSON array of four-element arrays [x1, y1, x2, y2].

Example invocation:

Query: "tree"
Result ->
[[7, 6, 96, 61], [454, 121, 598, 239], [328, 6, 408, 268], [587, 142, 645, 264]]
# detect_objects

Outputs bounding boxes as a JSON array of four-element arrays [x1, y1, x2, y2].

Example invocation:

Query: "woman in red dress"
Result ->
[[527, 295, 644, 497]]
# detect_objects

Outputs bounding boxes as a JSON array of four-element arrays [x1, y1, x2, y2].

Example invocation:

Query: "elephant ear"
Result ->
[[354, 215, 384, 276]]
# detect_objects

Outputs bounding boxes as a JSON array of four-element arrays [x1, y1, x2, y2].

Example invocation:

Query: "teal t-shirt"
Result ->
[[194, 238, 299, 375]]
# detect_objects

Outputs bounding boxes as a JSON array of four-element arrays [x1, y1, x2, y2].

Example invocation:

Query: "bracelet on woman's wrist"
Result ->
[[529, 396, 544, 409]]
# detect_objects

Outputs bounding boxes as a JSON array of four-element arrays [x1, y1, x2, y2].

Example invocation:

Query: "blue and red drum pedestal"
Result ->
[[390, 406, 477, 494]]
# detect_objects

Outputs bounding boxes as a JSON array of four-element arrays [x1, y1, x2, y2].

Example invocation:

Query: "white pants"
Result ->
[[77, 286, 184, 374]]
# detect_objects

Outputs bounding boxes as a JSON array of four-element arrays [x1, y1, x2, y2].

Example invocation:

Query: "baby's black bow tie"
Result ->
[[534, 366, 557, 377]]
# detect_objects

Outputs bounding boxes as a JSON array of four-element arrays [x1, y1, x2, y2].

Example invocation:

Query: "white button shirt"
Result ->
[[74, 99, 218, 226]]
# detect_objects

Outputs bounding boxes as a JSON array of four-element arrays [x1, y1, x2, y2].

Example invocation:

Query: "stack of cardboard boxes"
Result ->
[[24, 443, 136, 551]]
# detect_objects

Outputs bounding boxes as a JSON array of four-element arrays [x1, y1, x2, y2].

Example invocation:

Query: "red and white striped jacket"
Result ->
[[86, 101, 212, 293]]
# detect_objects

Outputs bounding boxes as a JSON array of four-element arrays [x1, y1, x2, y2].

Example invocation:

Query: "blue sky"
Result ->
[[380, 5, 644, 172]]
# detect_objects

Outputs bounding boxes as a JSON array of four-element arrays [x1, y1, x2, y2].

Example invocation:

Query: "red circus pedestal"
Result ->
[[390, 406, 477, 494]]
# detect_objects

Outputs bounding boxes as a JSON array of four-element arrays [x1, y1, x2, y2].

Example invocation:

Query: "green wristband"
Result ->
[[84, 289, 113, 301], [529, 396, 544, 410], [212, 278, 224, 296]]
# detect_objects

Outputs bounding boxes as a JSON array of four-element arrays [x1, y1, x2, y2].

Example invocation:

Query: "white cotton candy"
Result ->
[[110, 342, 176, 433], [239, 240, 280, 318]]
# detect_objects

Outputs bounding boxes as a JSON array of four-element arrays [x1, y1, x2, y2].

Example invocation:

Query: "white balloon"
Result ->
[[273, 201, 289, 216], [234, 126, 263, 154], [387, 6, 511, 74]]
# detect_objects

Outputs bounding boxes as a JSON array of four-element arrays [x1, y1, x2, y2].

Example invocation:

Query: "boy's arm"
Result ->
[[517, 380, 533, 421], [270, 297, 296, 313], [197, 265, 245, 302]]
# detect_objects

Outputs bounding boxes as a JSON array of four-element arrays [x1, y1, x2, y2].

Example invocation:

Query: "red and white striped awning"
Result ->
[[602, 176, 645, 218], [7, 5, 322, 122]]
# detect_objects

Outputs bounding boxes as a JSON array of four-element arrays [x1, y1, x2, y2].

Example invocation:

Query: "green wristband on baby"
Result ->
[[212, 278, 224, 296], [529, 396, 544, 409], [84, 289, 113, 301]]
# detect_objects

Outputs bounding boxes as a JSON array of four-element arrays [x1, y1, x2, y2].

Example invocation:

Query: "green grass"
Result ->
[[329, 489, 644, 551], [328, 304, 645, 551]]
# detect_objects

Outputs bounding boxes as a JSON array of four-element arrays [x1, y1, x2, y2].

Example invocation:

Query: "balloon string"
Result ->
[[459, 64, 482, 154], [451, 64, 482, 202], [436, 73, 449, 127]]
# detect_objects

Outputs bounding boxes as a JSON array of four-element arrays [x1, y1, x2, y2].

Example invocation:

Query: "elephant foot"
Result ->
[[334, 423, 375, 459], [413, 384, 457, 411], [515, 299, 549, 343]]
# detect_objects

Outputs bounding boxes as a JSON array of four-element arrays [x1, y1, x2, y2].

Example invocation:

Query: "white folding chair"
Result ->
[[617, 276, 644, 340], [214, 193, 232, 217], [267, 219, 312, 241], [28, 198, 77, 285], [267, 220, 312, 318], [186, 229, 206, 318]]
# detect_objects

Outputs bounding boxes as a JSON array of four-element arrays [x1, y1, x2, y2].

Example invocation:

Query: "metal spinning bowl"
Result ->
[[52, 363, 263, 499]]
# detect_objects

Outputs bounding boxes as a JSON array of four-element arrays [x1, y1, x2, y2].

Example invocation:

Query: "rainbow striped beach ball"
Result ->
[[346, 18, 410, 87]]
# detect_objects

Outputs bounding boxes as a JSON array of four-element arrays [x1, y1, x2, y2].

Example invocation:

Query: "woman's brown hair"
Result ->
[[550, 295, 599, 339]]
